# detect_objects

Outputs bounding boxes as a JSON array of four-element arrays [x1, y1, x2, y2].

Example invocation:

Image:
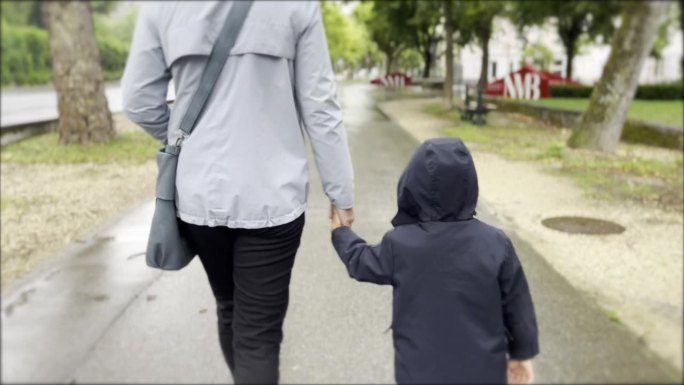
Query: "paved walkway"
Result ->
[[1, 84, 680, 383]]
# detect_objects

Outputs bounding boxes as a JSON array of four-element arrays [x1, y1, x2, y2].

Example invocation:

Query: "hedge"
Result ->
[[1, 24, 52, 86], [1, 23, 129, 86], [96, 33, 129, 81], [636, 82, 684, 100], [549, 85, 593, 98], [551, 81, 684, 100]]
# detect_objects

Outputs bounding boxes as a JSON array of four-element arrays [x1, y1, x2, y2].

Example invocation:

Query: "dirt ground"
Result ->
[[0, 116, 157, 286]]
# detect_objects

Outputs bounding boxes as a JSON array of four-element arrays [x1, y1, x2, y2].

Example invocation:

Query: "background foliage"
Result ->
[[1, 0, 681, 87], [1, 0, 135, 86]]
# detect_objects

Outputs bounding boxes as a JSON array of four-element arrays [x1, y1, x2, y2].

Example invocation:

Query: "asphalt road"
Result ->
[[1, 83, 680, 384], [0, 83, 177, 127]]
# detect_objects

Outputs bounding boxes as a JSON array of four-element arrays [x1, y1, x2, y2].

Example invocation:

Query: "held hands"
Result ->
[[330, 204, 354, 230], [507, 359, 534, 385]]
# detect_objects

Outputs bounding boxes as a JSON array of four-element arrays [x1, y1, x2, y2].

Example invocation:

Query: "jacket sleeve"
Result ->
[[331, 227, 393, 285], [294, 3, 354, 209], [499, 237, 539, 359], [121, 4, 171, 143]]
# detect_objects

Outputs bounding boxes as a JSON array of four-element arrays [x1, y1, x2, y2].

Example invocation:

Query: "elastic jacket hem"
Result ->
[[178, 204, 306, 229]]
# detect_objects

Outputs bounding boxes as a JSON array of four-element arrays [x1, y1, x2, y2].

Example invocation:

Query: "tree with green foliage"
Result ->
[[567, 1, 667, 152], [350, 2, 383, 74], [458, 1, 507, 89], [443, 0, 455, 109], [522, 42, 554, 70], [321, 1, 378, 77], [321, 1, 351, 71], [43, 1, 114, 144], [442, 0, 472, 108], [365, 1, 414, 74], [511, 0, 620, 81], [397, 49, 423, 75], [406, 0, 443, 78], [368, 0, 443, 78]]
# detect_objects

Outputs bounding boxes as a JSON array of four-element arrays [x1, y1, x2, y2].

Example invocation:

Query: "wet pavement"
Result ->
[[1, 83, 681, 383]]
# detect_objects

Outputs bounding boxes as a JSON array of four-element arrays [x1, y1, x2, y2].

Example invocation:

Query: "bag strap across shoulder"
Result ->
[[177, 0, 254, 138]]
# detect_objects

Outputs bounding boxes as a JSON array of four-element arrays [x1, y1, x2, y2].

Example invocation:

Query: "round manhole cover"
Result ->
[[541, 216, 626, 235]]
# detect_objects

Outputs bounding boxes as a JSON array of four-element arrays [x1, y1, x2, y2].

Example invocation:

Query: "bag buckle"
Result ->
[[175, 134, 186, 147]]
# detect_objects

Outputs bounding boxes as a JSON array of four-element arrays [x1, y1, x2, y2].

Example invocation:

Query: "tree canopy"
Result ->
[[510, 0, 621, 80], [321, 1, 380, 74], [457, 0, 508, 86], [3, 0, 653, 89]]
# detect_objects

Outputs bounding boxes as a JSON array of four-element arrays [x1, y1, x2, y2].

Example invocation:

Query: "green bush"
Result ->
[[1, 23, 52, 86], [551, 81, 683, 100], [1, 20, 131, 86], [635, 81, 683, 100], [550, 85, 593, 98], [94, 9, 137, 81], [96, 33, 129, 81]]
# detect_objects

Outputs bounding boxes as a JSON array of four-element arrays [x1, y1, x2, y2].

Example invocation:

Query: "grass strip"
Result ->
[[425, 103, 683, 212], [1, 129, 159, 164], [527, 98, 683, 127]]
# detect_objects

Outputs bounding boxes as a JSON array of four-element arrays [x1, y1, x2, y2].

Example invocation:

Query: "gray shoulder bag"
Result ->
[[146, 1, 254, 270]]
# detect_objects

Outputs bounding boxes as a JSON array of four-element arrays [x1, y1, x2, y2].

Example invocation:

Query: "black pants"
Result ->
[[181, 214, 305, 384]]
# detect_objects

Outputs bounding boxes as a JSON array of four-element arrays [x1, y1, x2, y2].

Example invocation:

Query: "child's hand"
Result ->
[[507, 359, 534, 385], [330, 205, 342, 230]]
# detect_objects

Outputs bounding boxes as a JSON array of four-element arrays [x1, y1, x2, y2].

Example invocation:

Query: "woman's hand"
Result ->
[[330, 204, 354, 230]]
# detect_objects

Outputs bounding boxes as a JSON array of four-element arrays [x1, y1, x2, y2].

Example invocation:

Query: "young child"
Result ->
[[331, 137, 539, 385]]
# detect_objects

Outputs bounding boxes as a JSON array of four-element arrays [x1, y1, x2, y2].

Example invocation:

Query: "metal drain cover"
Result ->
[[541, 216, 626, 235]]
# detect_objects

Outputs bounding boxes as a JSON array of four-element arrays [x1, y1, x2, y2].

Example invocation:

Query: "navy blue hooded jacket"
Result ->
[[332, 137, 539, 384]]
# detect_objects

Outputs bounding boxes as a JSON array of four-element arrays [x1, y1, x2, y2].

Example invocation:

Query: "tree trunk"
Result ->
[[478, 34, 490, 90], [567, 1, 667, 152], [558, 18, 582, 81], [422, 43, 432, 78], [385, 51, 394, 75], [565, 40, 576, 80], [346, 64, 355, 81], [43, 1, 114, 145], [443, 0, 454, 109]]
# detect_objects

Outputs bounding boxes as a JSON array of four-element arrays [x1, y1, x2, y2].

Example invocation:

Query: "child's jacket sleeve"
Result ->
[[499, 237, 539, 359], [331, 226, 393, 285]]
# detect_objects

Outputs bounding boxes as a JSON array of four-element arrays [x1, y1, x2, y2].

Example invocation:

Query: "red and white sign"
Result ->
[[370, 72, 413, 88], [485, 65, 578, 99]]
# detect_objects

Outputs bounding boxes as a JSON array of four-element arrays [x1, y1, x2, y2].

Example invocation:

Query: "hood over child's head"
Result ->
[[391, 137, 479, 226]]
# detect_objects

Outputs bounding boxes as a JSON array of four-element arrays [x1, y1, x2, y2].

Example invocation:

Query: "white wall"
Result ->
[[456, 17, 683, 85]]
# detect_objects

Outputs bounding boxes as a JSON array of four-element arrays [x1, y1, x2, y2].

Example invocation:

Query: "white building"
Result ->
[[457, 17, 683, 86]]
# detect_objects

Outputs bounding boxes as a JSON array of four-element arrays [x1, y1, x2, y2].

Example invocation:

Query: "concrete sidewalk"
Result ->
[[1, 84, 680, 384]]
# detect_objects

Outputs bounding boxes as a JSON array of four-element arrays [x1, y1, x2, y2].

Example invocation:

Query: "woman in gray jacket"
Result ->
[[122, 2, 354, 383]]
